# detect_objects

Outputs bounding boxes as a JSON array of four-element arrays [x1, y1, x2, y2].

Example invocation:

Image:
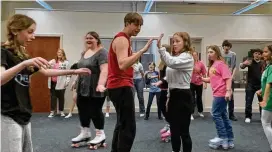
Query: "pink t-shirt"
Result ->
[[209, 60, 231, 97], [51, 62, 59, 82], [191, 61, 207, 85]]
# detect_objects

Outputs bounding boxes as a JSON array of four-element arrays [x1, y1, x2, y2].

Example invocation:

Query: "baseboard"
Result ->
[[64, 107, 261, 114]]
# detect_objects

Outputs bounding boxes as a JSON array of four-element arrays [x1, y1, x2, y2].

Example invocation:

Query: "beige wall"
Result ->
[[13, 10, 272, 113]]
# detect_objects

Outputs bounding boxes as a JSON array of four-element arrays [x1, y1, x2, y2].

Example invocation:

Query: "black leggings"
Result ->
[[168, 89, 193, 152], [159, 90, 169, 122], [108, 86, 136, 152], [50, 81, 65, 111], [190, 83, 203, 113], [77, 95, 105, 129]]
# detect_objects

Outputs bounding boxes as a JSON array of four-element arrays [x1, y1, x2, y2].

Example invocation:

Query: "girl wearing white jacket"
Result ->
[[48, 49, 71, 117]]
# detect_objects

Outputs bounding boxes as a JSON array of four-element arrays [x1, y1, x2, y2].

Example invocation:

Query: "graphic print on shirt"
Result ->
[[15, 73, 30, 87], [224, 57, 232, 69], [209, 67, 217, 76]]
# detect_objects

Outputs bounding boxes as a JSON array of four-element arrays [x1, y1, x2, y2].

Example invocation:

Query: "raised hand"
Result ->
[[157, 33, 164, 49], [142, 38, 155, 53], [22, 57, 50, 69], [74, 68, 91, 75]]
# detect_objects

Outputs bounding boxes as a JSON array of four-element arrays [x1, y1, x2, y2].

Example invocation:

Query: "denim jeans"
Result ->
[[245, 83, 262, 119], [145, 92, 161, 118], [212, 97, 234, 140], [133, 78, 145, 113]]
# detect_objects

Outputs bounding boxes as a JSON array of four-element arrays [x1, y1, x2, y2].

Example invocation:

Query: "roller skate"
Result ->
[[228, 139, 235, 149], [161, 130, 171, 143], [88, 129, 107, 150], [160, 124, 170, 134], [208, 137, 229, 150], [71, 127, 91, 148]]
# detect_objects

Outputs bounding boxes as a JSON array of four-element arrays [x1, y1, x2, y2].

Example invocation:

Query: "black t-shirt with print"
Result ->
[[1, 47, 39, 125]]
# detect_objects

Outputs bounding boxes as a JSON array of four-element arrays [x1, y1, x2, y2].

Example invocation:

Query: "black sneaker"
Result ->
[[229, 115, 237, 121], [158, 117, 163, 120], [144, 117, 149, 120]]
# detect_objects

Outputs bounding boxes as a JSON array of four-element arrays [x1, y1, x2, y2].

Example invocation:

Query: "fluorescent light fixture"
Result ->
[[143, 0, 154, 13], [233, 0, 269, 15], [36, 0, 53, 10]]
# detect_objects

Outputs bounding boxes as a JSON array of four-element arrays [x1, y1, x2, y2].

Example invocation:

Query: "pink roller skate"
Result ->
[[160, 124, 170, 134], [161, 130, 171, 143]]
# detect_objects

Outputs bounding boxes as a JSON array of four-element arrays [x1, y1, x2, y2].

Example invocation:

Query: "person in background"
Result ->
[[240, 48, 264, 123], [65, 74, 78, 118], [133, 59, 145, 117], [144, 62, 162, 120], [222, 40, 237, 121], [153, 44, 171, 140], [48, 49, 70, 118], [190, 51, 207, 120], [107, 12, 154, 152], [105, 91, 111, 117], [259, 45, 272, 152], [1, 14, 91, 152], [202, 45, 234, 150], [71, 31, 108, 148], [157, 32, 194, 152]]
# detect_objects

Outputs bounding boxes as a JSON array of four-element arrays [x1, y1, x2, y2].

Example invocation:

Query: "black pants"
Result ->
[[108, 87, 136, 152], [245, 83, 262, 119], [145, 92, 161, 118], [228, 80, 235, 117], [168, 89, 193, 152], [190, 83, 203, 113], [50, 81, 65, 111], [77, 95, 105, 129], [160, 90, 169, 122]]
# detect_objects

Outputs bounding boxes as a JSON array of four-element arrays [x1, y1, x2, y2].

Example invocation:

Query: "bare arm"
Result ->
[[114, 37, 151, 70], [232, 68, 236, 79], [97, 63, 108, 86], [1, 63, 26, 85], [39, 68, 76, 77], [202, 77, 210, 83], [263, 84, 271, 103], [225, 78, 232, 91]]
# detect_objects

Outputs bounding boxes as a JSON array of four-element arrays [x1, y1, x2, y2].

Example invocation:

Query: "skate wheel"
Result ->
[[71, 143, 79, 148], [94, 145, 98, 150], [103, 143, 107, 147]]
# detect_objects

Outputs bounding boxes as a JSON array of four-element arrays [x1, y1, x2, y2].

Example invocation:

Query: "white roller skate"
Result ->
[[208, 137, 229, 150], [88, 129, 107, 150], [71, 127, 91, 148], [228, 139, 235, 149]]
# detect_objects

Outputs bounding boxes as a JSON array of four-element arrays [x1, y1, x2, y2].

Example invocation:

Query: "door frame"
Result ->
[[35, 33, 64, 48]]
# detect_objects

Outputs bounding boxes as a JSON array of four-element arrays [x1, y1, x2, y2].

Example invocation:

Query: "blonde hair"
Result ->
[[56, 48, 67, 62], [158, 44, 171, 70], [3, 14, 36, 61]]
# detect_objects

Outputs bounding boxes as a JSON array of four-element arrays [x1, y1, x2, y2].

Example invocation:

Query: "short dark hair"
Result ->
[[250, 48, 262, 54], [124, 12, 143, 27], [222, 40, 232, 48]]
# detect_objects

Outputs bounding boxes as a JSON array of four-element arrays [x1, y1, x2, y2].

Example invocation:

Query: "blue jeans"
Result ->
[[212, 97, 234, 140], [133, 78, 145, 113], [145, 92, 161, 118]]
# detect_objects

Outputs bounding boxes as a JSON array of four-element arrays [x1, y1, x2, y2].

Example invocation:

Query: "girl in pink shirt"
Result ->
[[202, 45, 234, 150], [190, 51, 207, 120]]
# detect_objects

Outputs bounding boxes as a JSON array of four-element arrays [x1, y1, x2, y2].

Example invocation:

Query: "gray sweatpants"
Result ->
[[1, 115, 33, 152], [261, 110, 272, 150]]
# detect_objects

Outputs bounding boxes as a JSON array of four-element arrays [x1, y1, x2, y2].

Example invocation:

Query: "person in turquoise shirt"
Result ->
[[259, 45, 272, 152]]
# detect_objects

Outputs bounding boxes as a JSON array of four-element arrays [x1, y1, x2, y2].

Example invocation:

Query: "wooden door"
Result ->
[[25, 36, 60, 112]]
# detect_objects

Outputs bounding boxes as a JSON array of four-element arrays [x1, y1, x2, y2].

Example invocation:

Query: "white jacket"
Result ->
[[48, 59, 71, 90]]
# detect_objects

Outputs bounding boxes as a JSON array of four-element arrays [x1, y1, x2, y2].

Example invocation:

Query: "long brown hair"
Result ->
[[172, 32, 194, 56], [266, 45, 272, 64], [56, 48, 67, 62], [82, 31, 102, 56], [158, 44, 171, 70], [2, 14, 36, 60], [207, 45, 226, 76]]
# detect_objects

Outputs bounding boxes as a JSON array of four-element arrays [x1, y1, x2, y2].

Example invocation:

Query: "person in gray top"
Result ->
[[71, 31, 108, 148], [222, 40, 237, 121], [157, 32, 194, 152]]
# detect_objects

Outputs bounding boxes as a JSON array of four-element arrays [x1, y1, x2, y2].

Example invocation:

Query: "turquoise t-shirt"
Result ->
[[261, 64, 272, 111]]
